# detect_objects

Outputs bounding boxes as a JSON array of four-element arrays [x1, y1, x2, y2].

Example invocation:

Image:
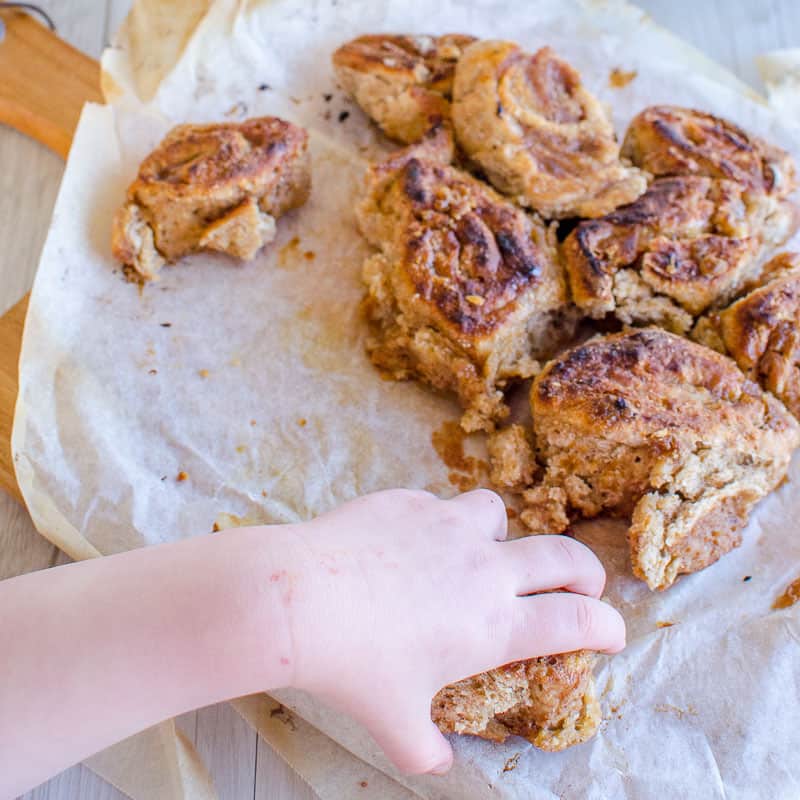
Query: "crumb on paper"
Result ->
[[338, 110, 350, 122], [656, 621, 675, 628], [502, 753, 521, 773], [212, 522, 221, 532], [323, 93, 333, 102], [250, 419, 257, 426], [230, 357, 242, 367], [609, 67, 637, 88], [148, 368, 158, 375], [743, 575, 752, 582], [258, 83, 271, 91], [277, 235, 302, 268], [654, 703, 698, 719], [303, 250, 315, 260], [177, 471, 188, 482], [160, 322, 172, 327], [773, 575, 800, 609], [236, 444, 246, 453], [198, 369, 210, 378], [225, 101, 247, 117], [297, 418, 307, 427], [358, 781, 368, 788], [269, 704, 297, 730]]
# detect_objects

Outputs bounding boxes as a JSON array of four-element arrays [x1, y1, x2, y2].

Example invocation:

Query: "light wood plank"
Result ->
[[255, 736, 318, 800]]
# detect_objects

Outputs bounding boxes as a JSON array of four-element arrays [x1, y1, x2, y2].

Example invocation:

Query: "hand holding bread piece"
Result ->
[[112, 117, 311, 281]]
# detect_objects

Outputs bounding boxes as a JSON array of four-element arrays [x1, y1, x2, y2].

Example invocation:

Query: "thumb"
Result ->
[[362, 700, 454, 776]]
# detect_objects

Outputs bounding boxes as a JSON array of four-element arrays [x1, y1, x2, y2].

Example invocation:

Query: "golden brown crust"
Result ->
[[432, 651, 600, 751], [563, 176, 800, 331], [622, 105, 797, 198], [526, 329, 799, 589], [487, 424, 537, 490], [451, 41, 647, 219], [111, 117, 310, 280], [358, 130, 572, 431], [694, 252, 800, 418], [332, 34, 477, 143]]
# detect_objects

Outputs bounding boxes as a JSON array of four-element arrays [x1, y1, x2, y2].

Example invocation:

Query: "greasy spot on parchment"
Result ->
[[773, 575, 800, 609], [269, 704, 297, 731], [276, 235, 302, 270], [431, 420, 489, 491], [609, 67, 637, 88], [654, 703, 698, 720], [213, 511, 268, 531], [656, 621, 675, 628]]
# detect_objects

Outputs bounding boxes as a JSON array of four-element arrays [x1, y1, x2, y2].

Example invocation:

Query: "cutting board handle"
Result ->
[[0, 7, 102, 158]]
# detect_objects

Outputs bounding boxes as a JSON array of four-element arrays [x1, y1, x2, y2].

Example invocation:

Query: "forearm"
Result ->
[[0, 525, 296, 797]]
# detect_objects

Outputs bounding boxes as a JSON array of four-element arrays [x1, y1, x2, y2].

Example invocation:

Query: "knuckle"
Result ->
[[572, 597, 597, 641], [553, 535, 579, 570]]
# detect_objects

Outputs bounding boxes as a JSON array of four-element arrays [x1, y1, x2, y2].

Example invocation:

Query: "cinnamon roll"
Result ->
[[563, 176, 800, 332], [622, 105, 797, 198], [332, 33, 477, 143], [451, 41, 647, 219], [523, 328, 800, 590], [357, 128, 572, 432], [692, 252, 800, 418], [112, 117, 311, 281]]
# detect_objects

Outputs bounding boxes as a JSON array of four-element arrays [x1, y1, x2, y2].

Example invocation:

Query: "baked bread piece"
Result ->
[[622, 105, 797, 198], [563, 176, 800, 333], [693, 252, 800, 418], [357, 128, 573, 432], [451, 41, 647, 219], [432, 651, 599, 751], [112, 117, 311, 281], [332, 34, 477, 143], [521, 328, 799, 590]]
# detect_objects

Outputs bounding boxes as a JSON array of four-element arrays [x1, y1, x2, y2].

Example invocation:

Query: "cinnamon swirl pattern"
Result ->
[[452, 41, 647, 219], [333, 34, 476, 143], [357, 130, 571, 432], [622, 105, 797, 198], [563, 176, 800, 332], [112, 117, 311, 281], [692, 252, 800, 419]]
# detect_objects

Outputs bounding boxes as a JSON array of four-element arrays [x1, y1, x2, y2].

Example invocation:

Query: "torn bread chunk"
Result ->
[[487, 424, 537, 490], [451, 41, 647, 219], [522, 328, 799, 590], [692, 252, 800, 419], [432, 651, 599, 751], [111, 117, 311, 281], [622, 105, 797, 198], [332, 33, 477, 143], [563, 176, 800, 333], [357, 128, 574, 432]]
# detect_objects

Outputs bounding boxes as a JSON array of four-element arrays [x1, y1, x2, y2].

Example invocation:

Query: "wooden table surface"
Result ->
[[2, 2, 798, 798]]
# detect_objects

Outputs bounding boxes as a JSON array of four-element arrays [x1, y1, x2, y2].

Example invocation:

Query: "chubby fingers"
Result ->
[[501, 535, 607, 598], [505, 592, 626, 662], [447, 489, 508, 541]]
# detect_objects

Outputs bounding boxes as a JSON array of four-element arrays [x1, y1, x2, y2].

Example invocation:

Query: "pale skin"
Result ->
[[0, 488, 625, 797]]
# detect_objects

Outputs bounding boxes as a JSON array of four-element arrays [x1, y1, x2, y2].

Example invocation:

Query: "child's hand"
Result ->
[[284, 489, 625, 776]]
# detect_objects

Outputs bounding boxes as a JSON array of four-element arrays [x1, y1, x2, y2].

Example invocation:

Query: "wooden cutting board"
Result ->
[[0, 9, 102, 503]]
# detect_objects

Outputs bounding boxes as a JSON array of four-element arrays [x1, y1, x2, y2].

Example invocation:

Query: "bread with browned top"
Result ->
[[357, 128, 573, 432], [522, 328, 799, 590], [112, 117, 310, 281]]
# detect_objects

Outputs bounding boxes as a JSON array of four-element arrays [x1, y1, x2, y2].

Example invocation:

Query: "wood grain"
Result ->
[[0, 294, 28, 503], [0, 9, 102, 159]]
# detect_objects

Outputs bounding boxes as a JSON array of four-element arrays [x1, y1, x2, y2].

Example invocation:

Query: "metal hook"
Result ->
[[0, 3, 57, 42]]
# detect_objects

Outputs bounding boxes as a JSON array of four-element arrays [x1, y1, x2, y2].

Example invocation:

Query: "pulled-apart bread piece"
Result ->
[[357, 128, 573, 432], [622, 105, 797, 198], [112, 117, 311, 281], [563, 176, 800, 333], [521, 329, 799, 590], [432, 651, 599, 751], [332, 34, 477, 143], [693, 252, 800, 418], [451, 41, 647, 219], [487, 424, 538, 490]]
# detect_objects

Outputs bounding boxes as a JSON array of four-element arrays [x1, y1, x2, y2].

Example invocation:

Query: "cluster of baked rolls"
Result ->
[[336, 34, 800, 750]]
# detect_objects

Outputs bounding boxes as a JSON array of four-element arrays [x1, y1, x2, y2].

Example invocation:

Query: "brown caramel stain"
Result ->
[[432, 421, 475, 472], [654, 703, 698, 720], [609, 67, 637, 88], [277, 236, 302, 269], [656, 621, 675, 628], [303, 250, 315, 260], [449, 471, 478, 492], [176, 471, 188, 482], [773, 576, 800, 610], [213, 511, 266, 531], [269, 704, 297, 731]]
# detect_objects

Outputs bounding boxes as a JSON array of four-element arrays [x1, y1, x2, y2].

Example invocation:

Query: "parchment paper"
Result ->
[[12, 1, 800, 798]]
